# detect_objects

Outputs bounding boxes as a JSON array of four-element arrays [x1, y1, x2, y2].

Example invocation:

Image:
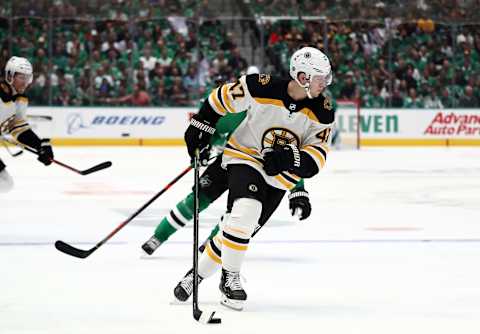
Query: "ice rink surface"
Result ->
[[1, 146, 479, 334]]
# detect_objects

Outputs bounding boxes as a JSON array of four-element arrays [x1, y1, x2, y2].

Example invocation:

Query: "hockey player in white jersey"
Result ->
[[176, 47, 335, 310], [0, 56, 54, 192]]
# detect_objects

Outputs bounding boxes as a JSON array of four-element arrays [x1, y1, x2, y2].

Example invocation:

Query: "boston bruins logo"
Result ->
[[258, 74, 271, 85], [262, 128, 299, 151]]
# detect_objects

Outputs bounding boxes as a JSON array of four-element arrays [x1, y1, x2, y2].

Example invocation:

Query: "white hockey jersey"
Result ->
[[0, 81, 31, 140], [207, 74, 335, 190]]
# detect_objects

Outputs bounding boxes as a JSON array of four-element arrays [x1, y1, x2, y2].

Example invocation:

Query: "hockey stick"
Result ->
[[0, 139, 23, 157], [250, 210, 303, 238], [193, 149, 221, 324], [55, 164, 193, 258], [4, 138, 112, 175]]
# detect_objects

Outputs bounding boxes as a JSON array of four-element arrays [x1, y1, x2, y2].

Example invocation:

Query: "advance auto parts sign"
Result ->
[[424, 111, 480, 137]]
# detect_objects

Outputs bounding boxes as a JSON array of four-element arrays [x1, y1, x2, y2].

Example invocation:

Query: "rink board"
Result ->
[[26, 107, 480, 147]]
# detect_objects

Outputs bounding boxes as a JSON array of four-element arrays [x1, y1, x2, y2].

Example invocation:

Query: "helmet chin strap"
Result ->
[[305, 85, 314, 99], [7, 81, 18, 95], [295, 76, 314, 99]]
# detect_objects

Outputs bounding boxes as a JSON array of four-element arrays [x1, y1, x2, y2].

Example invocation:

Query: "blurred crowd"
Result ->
[[263, 19, 480, 108], [249, 0, 480, 22], [0, 0, 479, 108]]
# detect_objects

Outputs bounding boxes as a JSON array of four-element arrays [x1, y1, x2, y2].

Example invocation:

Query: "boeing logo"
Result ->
[[66, 113, 166, 134], [91, 115, 165, 126], [67, 113, 89, 134]]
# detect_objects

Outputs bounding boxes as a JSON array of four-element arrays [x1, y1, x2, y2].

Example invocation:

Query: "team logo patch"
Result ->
[[248, 184, 258, 192], [258, 74, 271, 85], [262, 128, 300, 151], [199, 175, 212, 188], [324, 98, 332, 111]]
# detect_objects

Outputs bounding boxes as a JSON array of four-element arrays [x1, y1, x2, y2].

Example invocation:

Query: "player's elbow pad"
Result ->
[[292, 152, 319, 178], [197, 100, 222, 125]]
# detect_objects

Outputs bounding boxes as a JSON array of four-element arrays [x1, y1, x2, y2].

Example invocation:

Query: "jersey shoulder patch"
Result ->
[[307, 94, 335, 124], [245, 74, 287, 99], [0, 81, 13, 103]]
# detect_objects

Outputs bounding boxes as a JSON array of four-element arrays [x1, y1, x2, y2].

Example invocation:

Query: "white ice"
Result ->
[[1, 147, 480, 334]]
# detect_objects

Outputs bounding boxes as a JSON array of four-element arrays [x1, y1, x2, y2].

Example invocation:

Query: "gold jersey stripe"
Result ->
[[221, 84, 235, 113], [9, 121, 30, 138], [222, 238, 248, 251], [254, 97, 284, 108], [228, 137, 260, 157], [206, 243, 222, 264], [208, 88, 227, 116], [224, 148, 263, 166], [302, 146, 326, 168], [317, 143, 330, 153], [298, 108, 320, 123], [274, 174, 296, 190], [304, 144, 328, 160], [283, 171, 301, 182]]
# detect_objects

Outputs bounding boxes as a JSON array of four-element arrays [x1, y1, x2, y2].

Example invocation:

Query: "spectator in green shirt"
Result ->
[[364, 86, 386, 108], [404, 88, 424, 108]]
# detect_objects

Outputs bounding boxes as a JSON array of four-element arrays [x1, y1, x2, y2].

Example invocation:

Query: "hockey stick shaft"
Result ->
[[192, 149, 221, 324], [193, 150, 200, 315], [5, 138, 112, 175], [21, 144, 111, 175], [55, 165, 193, 258]]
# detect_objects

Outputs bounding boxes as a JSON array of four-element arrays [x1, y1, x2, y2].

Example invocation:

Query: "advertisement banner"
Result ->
[[26, 107, 480, 146], [336, 108, 480, 140], [27, 107, 192, 138]]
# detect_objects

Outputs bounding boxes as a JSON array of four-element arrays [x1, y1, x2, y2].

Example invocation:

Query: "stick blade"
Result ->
[[193, 309, 221, 324], [81, 161, 112, 175], [55, 240, 93, 259]]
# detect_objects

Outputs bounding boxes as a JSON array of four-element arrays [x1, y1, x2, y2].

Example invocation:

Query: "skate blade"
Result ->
[[220, 295, 244, 311]]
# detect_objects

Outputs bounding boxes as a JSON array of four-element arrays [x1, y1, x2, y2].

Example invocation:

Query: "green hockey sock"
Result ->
[[207, 224, 220, 241], [154, 192, 211, 242]]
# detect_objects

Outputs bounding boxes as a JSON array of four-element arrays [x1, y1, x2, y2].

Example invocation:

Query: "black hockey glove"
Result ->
[[37, 139, 54, 166], [184, 114, 216, 165], [262, 144, 301, 176], [288, 188, 311, 220]]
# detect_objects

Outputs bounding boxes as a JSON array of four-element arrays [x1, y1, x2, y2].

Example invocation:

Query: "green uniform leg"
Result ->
[[153, 191, 212, 242], [207, 224, 220, 240]]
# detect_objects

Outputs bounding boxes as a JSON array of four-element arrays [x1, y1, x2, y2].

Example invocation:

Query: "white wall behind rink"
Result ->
[[26, 107, 480, 146]]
